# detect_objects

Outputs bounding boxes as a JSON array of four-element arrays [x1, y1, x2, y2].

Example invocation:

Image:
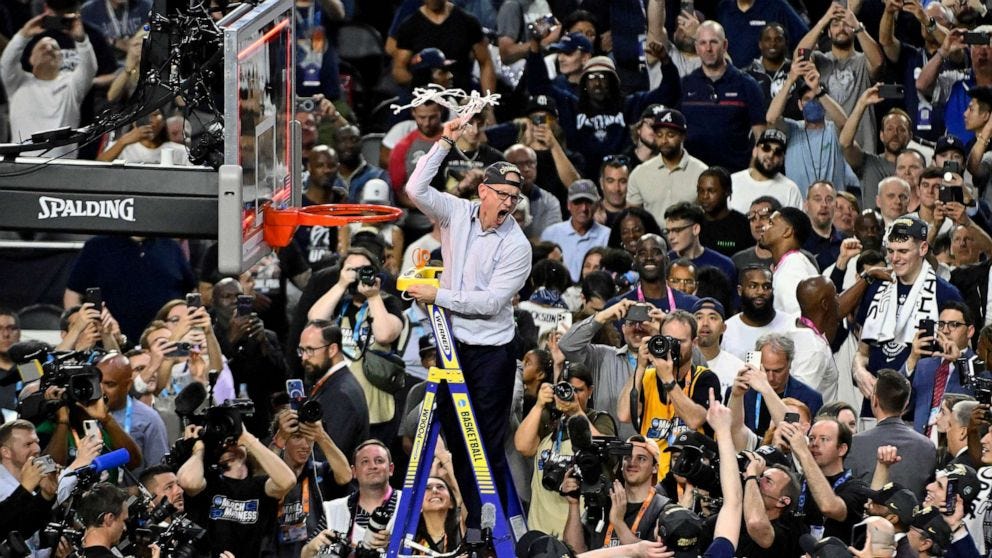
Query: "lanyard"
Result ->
[[798, 469, 852, 518], [753, 384, 787, 431], [348, 486, 393, 542], [339, 300, 370, 348], [773, 249, 799, 271], [312, 368, 335, 396], [122, 396, 133, 435], [636, 284, 676, 311], [279, 476, 310, 519], [603, 487, 655, 546], [553, 421, 565, 453], [798, 317, 828, 343], [104, 0, 129, 38]]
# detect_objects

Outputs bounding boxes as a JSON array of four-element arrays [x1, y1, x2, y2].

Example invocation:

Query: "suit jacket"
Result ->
[[846, 416, 936, 500], [906, 349, 979, 433], [950, 260, 990, 347]]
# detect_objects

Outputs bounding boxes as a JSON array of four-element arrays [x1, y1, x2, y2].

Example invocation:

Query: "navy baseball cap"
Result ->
[[935, 135, 967, 156], [526, 94, 559, 117], [889, 214, 928, 242], [867, 482, 918, 526], [549, 32, 593, 54], [692, 297, 725, 319], [758, 128, 787, 147], [483, 162, 522, 188], [657, 506, 703, 558], [410, 48, 456, 71]]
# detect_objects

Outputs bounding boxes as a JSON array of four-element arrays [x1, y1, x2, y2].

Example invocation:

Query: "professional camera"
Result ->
[[39, 521, 82, 550], [671, 447, 720, 495], [15, 346, 105, 422], [553, 382, 574, 402], [957, 355, 992, 405], [0, 531, 29, 558], [647, 335, 682, 368], [353, 505, 392, 558], [356, 265, 378, 287], [298, 398, 324, 424], [566, 416, 632, 509], [541, 453, 574, 492], [199, 400, 255, 450]]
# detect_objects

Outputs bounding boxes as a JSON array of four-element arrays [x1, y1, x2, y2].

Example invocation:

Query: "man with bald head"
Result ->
[[681, 20, 766, 172], [504, 144, 562, 238], [790, 276, 842, 402], [99, 353, 168, 474], [211, 277, 289, 435]]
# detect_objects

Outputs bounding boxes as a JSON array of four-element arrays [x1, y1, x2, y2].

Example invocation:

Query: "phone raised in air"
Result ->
[[877, 84, 904, 99], [625, 304, 651, 323], [287, 379, 306, 411], [85, 287, 102, 308], [236, 294, 254, 317]]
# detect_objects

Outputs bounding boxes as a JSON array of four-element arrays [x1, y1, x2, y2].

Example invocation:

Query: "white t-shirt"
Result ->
[[773, 251, 819, 317], [729, 170, 804, 214], [706, 349, 745, 400], [787, 326, 838, 403], [722, 311, 796, 360], [105, 140, 189, 164]]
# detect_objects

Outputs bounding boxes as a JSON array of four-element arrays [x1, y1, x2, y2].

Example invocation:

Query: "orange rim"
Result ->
[[262, 203, 403, 247]]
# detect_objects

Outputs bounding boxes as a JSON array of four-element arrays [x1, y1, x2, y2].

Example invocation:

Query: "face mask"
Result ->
[[133, 373, 150, 395], [802, 98, 826, 123]]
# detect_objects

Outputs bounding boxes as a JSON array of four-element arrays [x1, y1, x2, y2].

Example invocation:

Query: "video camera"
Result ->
[[957, 355, 992, 406], [542, 416, 631, 515], [127, 493, 206, 558], [12, 344, 104, 422]]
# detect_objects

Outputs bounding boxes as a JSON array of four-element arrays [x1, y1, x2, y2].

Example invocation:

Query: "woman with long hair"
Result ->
[[414, 475, 464, 554]]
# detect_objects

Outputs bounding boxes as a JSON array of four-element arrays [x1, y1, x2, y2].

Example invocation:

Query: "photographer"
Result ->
[[514, 362, 617, 534], [617, 310, 720, 479], [139, 465, 187, 517], [56, 304, 123, 353], [324, 440, 402, 556], [561, 436, 669, 552], [176, 423, 295, 557], [738, 450, 803, 558], [306, 247, 405, 443], [211, 278, 289, 435], [73, 483, 132, 558], [903, 301, 990, 435], [268, 408, 351, 557], [41, 355, 144, 472]]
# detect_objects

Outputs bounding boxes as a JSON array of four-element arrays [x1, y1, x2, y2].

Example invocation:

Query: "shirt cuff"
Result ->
[[435, 288, 452, 309]]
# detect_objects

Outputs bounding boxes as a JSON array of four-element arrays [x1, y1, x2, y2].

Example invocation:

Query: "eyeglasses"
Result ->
[[586, 72, 607, 81], [603, 154, 630, 166], [759, 143, 785, 157], [937, 320, 967, 331], [669, 278, 697, 288], [485, 184, 523, 205], [662, 224, 694, 236], [747, 209, 772, 222], [296, 344, 331, 357]]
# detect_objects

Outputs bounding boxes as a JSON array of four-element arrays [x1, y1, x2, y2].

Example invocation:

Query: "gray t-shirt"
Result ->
[[814, 51, 876, 152], [855, 152, 895, 210]]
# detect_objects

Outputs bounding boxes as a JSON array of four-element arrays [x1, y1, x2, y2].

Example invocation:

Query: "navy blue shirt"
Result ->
[[681, 64, 765, 171], [669, 248, 737, 286], [66, 236, 196, 340], [803, 227, 844, 272], [526, 50, 681, 177], [717, 0, 808, 69], [607, 282, 700, 312], [740, 376, 823, 436]]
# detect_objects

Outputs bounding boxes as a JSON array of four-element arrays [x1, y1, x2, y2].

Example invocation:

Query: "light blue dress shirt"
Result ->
[[540, 220, 611, 282]]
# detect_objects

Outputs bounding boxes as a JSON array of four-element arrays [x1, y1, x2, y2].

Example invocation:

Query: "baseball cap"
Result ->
[[911, 507, 953, 551], [483, 161, 522, 188], [568, 179, 600, 203], [664, 431, 718, 456], [418, 334, 436, 356], [526, 94, 559, 118], [360, 178, 391, 205], [968, 85, 992, 109], [867, 482, 918, 526], [757, 128, 787, 147], [549, 32, 593, 54], [799, 535, 853, 558], [646, 106, 687, 133], [409, 47, 456, 71], [939, 463, 982, 507], [692, 297, 725, 319], [657, 506, 703, 558], [515, 530, 576, 558], [581, 56, 617, 82], [889, 214, 928, 242], [935, 135, 967, 156], [627, 437, 661, 464], [753, 445, 792, 470]]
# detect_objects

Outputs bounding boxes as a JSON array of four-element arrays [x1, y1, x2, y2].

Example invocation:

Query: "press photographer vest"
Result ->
[[639, 365, 708, 478]]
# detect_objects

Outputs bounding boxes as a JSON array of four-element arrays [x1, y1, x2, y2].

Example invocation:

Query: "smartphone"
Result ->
[[165, 342, 192, 357], [784, 412, 801, 424], [877, 84, 905, 99], [186, 292, 201, 309], [530, 114, 548, 126], [798, 48, 812, 62], [944, 477, 959, 515], [939, 185, 965, 205], [745, 351, 762, 369], [41, 15, 72, 31], [681, 0, 695, 14], [83, 420, 101, 441], [34, 455, 57, 475], [851, 522, 868, 550], [943, 160, 963, 175], [626, 304, 651, 323], [287, 379, 306, 411], [919, 318, 941, 353], [236, 294, 254, 317], [85, 287, 102, 308], [965, 31, 991, 45]]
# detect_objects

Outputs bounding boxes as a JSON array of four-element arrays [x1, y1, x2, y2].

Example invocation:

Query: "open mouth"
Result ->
[[498, 209, 509, 220]]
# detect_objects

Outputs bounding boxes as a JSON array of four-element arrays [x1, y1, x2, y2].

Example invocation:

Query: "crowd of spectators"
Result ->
[[10, 0, 992, 556]]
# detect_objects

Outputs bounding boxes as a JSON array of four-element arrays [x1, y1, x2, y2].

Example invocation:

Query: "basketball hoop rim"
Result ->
[[261, 203, 403, 247]]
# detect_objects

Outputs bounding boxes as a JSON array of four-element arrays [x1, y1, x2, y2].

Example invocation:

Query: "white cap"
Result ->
[[361, 179, 391, 204]]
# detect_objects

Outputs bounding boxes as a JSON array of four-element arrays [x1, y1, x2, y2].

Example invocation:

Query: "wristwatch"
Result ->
[[815, 85, 829, 98], [662, 379, 678, 392], [859, 270, 875, 285]]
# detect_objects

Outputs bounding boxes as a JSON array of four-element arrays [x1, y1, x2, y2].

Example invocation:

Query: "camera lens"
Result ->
[[299, 399, 323, 423], [553, 381, 574, 402], [647, 335, 670, 358]]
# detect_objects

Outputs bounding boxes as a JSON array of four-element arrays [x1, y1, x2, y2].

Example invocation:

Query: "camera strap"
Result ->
[[798, 468, 852, 521], [602, 487, 655, 546], [636, 285, 676, 311]]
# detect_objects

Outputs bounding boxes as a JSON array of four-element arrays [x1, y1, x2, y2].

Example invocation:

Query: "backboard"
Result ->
[[217, 0, 301, 275]]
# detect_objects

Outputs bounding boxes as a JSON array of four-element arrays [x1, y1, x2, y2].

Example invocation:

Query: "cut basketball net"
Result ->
[[390, 84, 501, 124], [262, 203, 403, 248]]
